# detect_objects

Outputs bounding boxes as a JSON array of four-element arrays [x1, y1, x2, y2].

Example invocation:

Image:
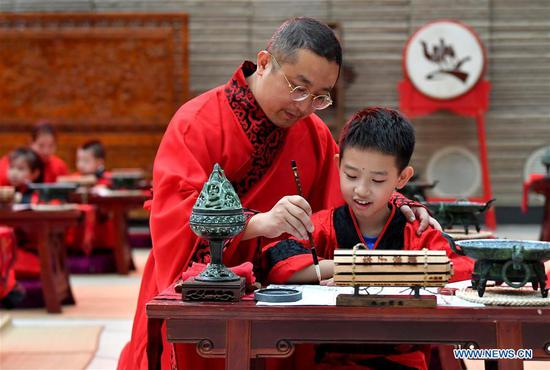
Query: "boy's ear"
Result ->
[[395, 166, 414, 190], [334, 153, 340, 168]]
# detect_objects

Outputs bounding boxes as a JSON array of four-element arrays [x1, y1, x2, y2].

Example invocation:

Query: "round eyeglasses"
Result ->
[[269, 52, 333, 111]]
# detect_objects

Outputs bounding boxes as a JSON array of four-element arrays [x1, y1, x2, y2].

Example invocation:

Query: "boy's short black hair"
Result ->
[[80, 140, 106, 160], [31, 121, 57, 142], [9, 147, 45, 182], [267, 17, 342, 67], [338, 107, 415, 171]]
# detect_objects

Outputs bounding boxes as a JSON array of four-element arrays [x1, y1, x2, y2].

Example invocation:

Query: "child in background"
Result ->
[[73, 139, 116, 254], [7, 147, 44, 203], [5, 148, 45, 280], [76, 140, 111, 186], [0, 121, 68, 185], [262, 107, 474, 370]]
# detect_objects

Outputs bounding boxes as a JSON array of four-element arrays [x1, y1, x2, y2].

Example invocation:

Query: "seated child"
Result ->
[[76, 139, 111, 186], [6, 148, 44, 279], [7, 147, 44, 203], [73, 139, 116, 253], [262, 107, 474, 370], [0, 121, 68, 185]]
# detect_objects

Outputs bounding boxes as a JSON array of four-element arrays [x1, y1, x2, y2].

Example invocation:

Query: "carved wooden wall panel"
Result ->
[[0, 13, 188, 174]]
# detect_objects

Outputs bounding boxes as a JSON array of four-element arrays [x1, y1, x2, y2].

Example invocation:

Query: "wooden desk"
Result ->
[[146, 288, 550, 370], [74, 190, 150, 274], [0, 208, 82, 313], [530, 176, 550, 242]]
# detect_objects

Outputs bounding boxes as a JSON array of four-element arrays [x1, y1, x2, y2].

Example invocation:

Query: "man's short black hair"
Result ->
[[338, 107, 415, 171], [80, 140, 106, 160], [267, 17, 342, 67], [9, 147, 45, 182], [31, 121, 57, 142]]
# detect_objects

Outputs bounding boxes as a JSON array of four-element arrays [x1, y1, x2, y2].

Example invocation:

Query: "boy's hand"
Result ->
[[320, 277, 335, 286], [243, 195, 313, 240], [400, 204, 442, 235]]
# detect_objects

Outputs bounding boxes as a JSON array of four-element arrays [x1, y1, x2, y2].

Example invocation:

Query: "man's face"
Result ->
[[253, 49, 339, 128], [30, 133, 56, 160], [76, 149, 103, 175]]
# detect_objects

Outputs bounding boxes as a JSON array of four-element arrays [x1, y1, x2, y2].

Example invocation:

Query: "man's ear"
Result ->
[[256, 50, 272, 77], [396, 166, 414, 190], [334, 153, 340, 169]]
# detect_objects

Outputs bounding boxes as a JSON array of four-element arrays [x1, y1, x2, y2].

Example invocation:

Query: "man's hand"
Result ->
[[242, 195, 313, 240], [399, 204, 442, 235]]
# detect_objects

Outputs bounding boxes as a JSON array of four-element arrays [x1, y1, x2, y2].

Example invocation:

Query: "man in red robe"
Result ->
[[118, 17, 437, 370], [0, 121, 68, 185]]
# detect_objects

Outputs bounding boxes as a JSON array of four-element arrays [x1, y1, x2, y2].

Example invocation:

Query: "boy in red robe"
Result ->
[[71, 140, 115, 252], [0, 121, 68, 185], [262, 107, 475, 370], [118, 17, 438, 370]]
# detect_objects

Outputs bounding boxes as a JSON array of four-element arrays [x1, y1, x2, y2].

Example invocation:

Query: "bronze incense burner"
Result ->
[[184, 164, 246, 301], [452, 239, 550, 298], [401, 179, 438, 202], [425, 199, 495, 234]]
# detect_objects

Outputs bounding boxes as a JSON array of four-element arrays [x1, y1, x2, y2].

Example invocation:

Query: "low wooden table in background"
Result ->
[[73, 190, 150, 274], [0, 207, 82, 313], [146, 287, 550, 370]]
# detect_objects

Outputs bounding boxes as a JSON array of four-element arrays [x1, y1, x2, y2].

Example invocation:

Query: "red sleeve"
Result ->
[[391, 191, 425, 210], [263, 209, 335, 284], [0, 156, 9, 186], [150, 98, 260, 289], [404, 221, 474, 282]]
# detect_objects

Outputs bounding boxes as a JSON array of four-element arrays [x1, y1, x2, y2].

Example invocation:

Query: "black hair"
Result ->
[[8, 147, 45, 182], [267, 17, 342, 67], [338, 107, 415, 171], [80, 139, 106, 160], [31, 121, 57, 142]]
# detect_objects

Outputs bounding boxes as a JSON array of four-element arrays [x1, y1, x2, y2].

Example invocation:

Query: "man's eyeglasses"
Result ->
[[268, 52, 333, 111]]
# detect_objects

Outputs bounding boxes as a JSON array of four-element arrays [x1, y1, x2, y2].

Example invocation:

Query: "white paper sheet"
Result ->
[[256, 281, 484, 307]]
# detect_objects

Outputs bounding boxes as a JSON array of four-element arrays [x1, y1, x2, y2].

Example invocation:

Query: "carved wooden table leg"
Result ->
[[111, 204, 132, 274], [226, 320, 251, 370], [496, 321, 524, 370], [35, 224, 62, 313], [147, 318, 163, 370]]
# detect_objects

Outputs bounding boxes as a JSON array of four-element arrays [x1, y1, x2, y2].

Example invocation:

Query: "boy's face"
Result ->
[[76, 149, 103, 175], [338, 147, 413, 223], [8, 157, 38, 187], [30, 133, 56, 161]]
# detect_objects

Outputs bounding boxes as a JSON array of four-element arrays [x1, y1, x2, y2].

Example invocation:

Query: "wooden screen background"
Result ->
[[0, 13, 189, 173]]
